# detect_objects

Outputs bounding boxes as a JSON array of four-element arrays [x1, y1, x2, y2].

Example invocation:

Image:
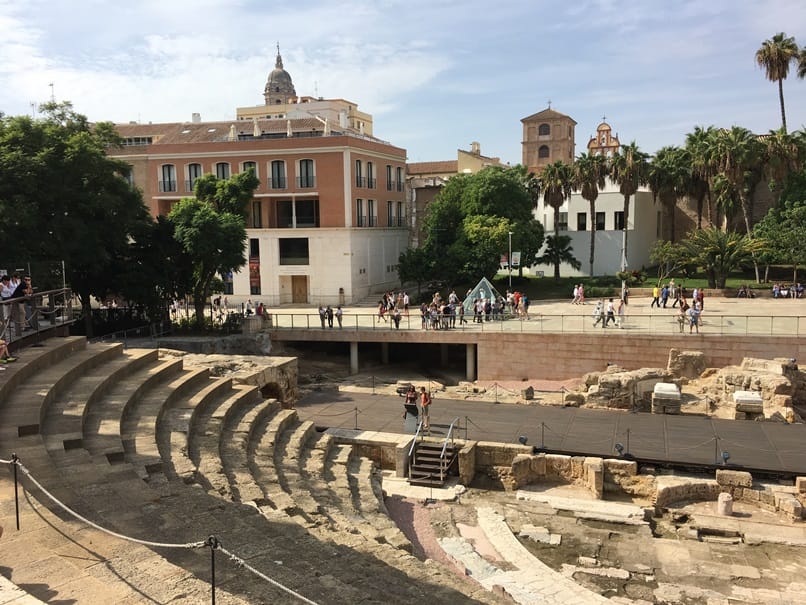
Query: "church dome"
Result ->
[[264, 45, 296, 105]]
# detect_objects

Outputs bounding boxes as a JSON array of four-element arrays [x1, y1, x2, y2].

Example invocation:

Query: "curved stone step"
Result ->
[[41, 349, 158, 463], [82, 357, 184, 463], [185, 383, 262, 496], [274, 419, 330, 521], [249, 408, 302, 517], [221, 398, 281, 504], [348, 456, 411, 550], [0, 343, 122, 445], [121, 367, 210, 480]]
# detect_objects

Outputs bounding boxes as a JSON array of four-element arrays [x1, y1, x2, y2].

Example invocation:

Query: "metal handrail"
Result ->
[[0, 287, 74, 341], [263, 311, 806, 336], [437, 417, 461, 481], [408, 420, 424, 458]]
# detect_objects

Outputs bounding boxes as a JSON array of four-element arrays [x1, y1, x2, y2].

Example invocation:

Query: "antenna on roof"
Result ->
[[547, 99, 551, 109]]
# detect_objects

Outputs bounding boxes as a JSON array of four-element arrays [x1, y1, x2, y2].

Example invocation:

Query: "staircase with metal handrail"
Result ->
[[407, 417, 460, 487]]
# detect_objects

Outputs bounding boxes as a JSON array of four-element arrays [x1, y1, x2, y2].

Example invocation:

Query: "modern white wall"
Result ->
[[531, 179, 658, 278]]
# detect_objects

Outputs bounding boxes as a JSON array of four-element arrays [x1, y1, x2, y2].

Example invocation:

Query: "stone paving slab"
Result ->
[[516, 490, 648, 524]]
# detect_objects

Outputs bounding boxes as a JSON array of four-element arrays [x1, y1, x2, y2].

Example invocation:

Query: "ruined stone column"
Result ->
[[717, 492, 733, 516]]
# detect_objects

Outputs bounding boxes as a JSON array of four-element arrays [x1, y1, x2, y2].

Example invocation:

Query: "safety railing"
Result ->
[[437, 417, 461, 482], [263, 311, 806, 336], [0, 288, 75, 342]]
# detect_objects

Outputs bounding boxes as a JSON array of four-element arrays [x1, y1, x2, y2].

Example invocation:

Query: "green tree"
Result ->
[[648, 240, 685, 286], [754, 200, 806, 282], [411, 166, 543, 285], [0, 102, 151, 336], [538, 161, 574, 236], [685, 125, 718, 228], [678, 228, 766, 288], [648, 146, 689, 243], [535, 234, 581, 281], [397, 247, 435, 299], [610, 142, 650, 264], [755, 33, 799, 132], [573, 152, 608, 275], [169, 171, 259, 327]]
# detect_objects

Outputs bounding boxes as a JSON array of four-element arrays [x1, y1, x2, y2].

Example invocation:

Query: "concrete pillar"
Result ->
[[441, 343, 449, 366], [466, 343, 476, 381], [381, 342, 389, 365], [717, 492, 733, 516], [350, 341, 358, 375]]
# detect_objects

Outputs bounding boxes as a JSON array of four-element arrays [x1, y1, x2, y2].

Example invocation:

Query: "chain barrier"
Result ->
[[307, 407, 361, 418]]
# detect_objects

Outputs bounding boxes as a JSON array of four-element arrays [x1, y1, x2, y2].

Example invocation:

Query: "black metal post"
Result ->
[[354, 406, 358, 430], [206, 535, 219, 605], [12, 453, 19, 530], [372, 375, 375, 395], [541, 422, 545, 450], [626, 428, 631, 456]]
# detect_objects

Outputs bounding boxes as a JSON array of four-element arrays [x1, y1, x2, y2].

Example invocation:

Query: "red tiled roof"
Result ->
[[406, 160, 458, 175]]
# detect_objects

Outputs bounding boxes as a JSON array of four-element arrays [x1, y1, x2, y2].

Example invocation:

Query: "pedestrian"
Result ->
[[403, 385, 417, 419], [326, 305, 334, 328], [661, 284, 669, 308], [650, 285, 660, 308], [617, 298, 626, 328], [592, 299, 605, 327], [335, 305, 343, 328], [318, 305, 326, 328], [603, 298, 616, 327], [572, 284, 579, 305], [688, 305, 700, 334], [419, 387, 431, 430]]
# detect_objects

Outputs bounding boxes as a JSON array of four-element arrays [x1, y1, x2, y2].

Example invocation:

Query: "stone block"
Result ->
[[733, 390, 763, 405], [795, 477, 806, 493], [529, 453, 546, 476], [717, 492, 733, 516], [604, 459, 638, 477], [716, 469, 753, 488], [546, 454, 571, 477], [653, 382, 681, 399], [736, 401, 763, 414]]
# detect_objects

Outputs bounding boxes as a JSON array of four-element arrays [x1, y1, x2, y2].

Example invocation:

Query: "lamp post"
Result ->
[[508, 231, 513, 290]]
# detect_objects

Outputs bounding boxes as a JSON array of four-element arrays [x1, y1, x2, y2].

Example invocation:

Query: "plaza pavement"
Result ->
[[264, 294, 806, 336]]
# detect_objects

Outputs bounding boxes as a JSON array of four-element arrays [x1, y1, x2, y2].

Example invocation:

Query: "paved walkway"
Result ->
[[266, 296, 806, 335], [296, 390, 806, 476]]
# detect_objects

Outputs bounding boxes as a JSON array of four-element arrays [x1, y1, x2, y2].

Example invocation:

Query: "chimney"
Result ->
[[192, 112, 201, 123], [470, 141, 480, 155]]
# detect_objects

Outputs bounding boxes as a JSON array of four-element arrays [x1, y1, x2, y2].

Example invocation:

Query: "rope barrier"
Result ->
[[308, 407, 361, 418], [218, 545, 320, 605], [15, 461, 207, 550], [9, 458, 321, 603]]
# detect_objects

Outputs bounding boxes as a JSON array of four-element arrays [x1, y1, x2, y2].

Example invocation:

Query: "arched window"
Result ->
[[538, 123, 550, 136], [538, 145, 550, 158]]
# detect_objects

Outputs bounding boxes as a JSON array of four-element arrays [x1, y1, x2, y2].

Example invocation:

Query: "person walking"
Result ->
[[650, 285, 660, 308], [335, 305, 343, 328], [604, 298, 615, 327], [419, 387, 431, 430]]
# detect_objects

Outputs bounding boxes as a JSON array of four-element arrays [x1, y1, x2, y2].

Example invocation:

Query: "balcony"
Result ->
[[184, 179, 198, 192], [356, 215, 378, 227], [397, 181, 404, 192], [387, 180, 396, 191], [268, 177, 287, 190], [355, 176, 366, 187], [158, 180, 177, 193], [387, 215, 407, 228], [367, 178, 376, 189], [296, 176, 316, 188]]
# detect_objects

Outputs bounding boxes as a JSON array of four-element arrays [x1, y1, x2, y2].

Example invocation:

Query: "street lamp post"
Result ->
[[508, 231, 513, 290]]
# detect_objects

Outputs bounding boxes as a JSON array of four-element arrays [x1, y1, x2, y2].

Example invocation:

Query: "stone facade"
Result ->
[[521, 107, 576, 171], [571, 365, 675, 410]]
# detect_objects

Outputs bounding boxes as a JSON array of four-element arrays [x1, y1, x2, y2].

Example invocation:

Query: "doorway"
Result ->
[[292, 276, 308, 304]]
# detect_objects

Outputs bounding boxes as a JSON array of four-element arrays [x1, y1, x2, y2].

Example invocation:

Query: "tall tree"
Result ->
[[648, 146, 688, 243], [535, 235, 581, 281], [763, 127, 804, 189], [755, 33, 799, 132], [169, 171, 259, 327], [573, 152, 608, 275], [610, 142, 649, 267], [685, 125, 718, 228], [754, 200, 806, 283], [0, 102, 151, 336], [538, 161, 574, 235]]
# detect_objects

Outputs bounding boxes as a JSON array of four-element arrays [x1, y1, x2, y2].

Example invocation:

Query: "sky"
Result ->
[[1, 0, 806, 164]]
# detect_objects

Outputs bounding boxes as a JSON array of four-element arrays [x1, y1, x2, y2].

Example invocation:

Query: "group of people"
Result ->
[[591, 298, 625, 328], [318, 305, 344, 328], [403, 384, 432, 430], [772, 283, 804, 299], [649, 280, 692, 309], [1, 272, 36, 335]]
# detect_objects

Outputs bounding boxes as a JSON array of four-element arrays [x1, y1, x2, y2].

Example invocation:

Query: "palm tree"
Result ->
[[711, 126, 764, 238], [684, 126, 717, 228], [538, 161, 574, 235], [609, 142, 649, 267], [648, 146, 688, 243], [763, 127, 804, 187], [678, 228, 766, 288], [535, 234, 581, 281], [755, 33, 799, 132], [573, 153, 608, 275], [799, 47, 806, 79]]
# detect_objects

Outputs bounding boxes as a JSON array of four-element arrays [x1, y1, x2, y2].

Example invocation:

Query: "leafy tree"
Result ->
[[169, 171, 259, 327], [649, 240, 685, 286], [755, 33, 799, 132], [397, 247, 435, 297], [535, 234, 581, 281], [0, 102, 151, 336], [409, 165, 543, 285], [573, 152, 608, 275], [677, 228, 766, 288], [610, 142, 649, 264], [754, 200, 806, 282]]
